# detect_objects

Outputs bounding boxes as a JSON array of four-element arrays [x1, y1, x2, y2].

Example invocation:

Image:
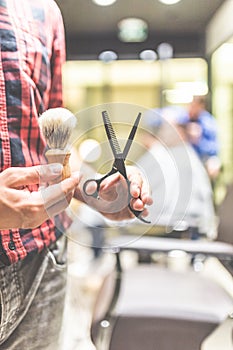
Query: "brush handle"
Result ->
[[45, 149, 71, 181]]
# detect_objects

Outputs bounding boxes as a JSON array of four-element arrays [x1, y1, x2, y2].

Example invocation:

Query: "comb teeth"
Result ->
[[102, 111, 121, 155]]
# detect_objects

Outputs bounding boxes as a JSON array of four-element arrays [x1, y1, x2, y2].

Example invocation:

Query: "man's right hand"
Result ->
[[0, 164, 80, 229]]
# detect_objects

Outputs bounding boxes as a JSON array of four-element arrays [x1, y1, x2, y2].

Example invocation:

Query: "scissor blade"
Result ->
[[102, 110, 122, 157], [122, 112, 141, 159]]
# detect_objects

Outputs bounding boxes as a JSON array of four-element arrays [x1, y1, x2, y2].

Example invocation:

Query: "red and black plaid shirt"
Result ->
[[0, 0, 66, 265]]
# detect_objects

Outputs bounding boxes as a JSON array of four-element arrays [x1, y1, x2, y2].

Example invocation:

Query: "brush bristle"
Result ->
[[39, 108, 76, 149]]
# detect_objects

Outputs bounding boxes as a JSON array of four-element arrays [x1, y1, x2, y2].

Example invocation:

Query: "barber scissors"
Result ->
[[83, 110, 150, 223]]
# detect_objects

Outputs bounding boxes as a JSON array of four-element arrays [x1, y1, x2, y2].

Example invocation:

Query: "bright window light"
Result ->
[[118, 18, 148, 43], [92, 0, 117, 6], [165, 82, 208, 104], [175, 81, 208, 96], [158, 0, 181, 5], [79, 139, 101, 163], [165, 89, 193, 104]]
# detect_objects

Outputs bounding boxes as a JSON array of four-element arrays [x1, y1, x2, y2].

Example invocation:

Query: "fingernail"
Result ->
[[132, 184, 140, 194], [50, 163, 63, 174]]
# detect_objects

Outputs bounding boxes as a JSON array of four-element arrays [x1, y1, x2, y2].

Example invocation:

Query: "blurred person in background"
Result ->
[[138, 106, 217, 239], [186, 95, 221, 182], [0, 1, 152, 349]]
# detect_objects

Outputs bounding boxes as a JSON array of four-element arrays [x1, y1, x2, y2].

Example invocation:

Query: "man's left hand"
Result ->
[[75, 166, 153, 222]]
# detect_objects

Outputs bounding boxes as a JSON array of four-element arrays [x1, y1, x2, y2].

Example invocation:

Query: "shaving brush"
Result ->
[[39, 107, 76, 180]]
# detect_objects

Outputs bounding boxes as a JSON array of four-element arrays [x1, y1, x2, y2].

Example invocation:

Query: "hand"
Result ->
[[205, 156, 221, 180], [0, 164, 80, 229], [77, 166, 153, 221], [187, 122, 202, 145]]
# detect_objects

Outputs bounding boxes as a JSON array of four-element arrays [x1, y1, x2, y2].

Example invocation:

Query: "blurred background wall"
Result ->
[[55, 0, 233, 204]]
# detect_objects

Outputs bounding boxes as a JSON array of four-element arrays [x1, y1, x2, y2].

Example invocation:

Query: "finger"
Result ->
[[45, 195, 73, 220], [41, 172, 80, 209], [99, 172, 121, 191], [3, 164, 63, 188], [130, 187, 152, 218], [84, 180, 98, 196], [130, 198, 150, 218], [99, 174, 128, 204], [128, 166, 153, 205], [130, 182, 141, 199], [19, 188, 74, 229], [38, 164, 63, 186], [140, 207, 150, 218], [130, 197, 144, 211], [127, 170, 143, 198], [140, 179, 153, 205]]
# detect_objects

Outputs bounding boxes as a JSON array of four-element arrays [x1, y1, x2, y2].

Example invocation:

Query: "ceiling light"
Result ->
[[157, 42, 173, 60], [92, 0, 117, 6], [98, 50, 118, 63], [139, 50, 157, 62], [118, 18, 148, 42], [158, 0, 181, 5]]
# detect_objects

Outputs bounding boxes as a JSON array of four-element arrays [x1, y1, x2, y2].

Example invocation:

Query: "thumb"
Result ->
[[3, 164, 63, 188]]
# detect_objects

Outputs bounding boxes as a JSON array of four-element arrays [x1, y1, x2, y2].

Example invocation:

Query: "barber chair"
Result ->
[[90, 233, 233, 350]]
